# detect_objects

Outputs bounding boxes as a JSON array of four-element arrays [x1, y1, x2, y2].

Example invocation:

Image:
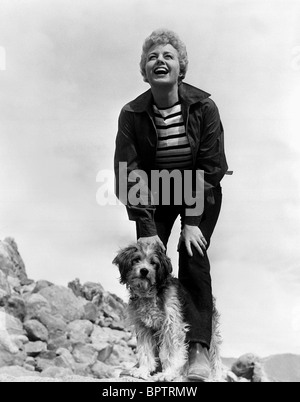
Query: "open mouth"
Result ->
[[154, 67, 169, 76]]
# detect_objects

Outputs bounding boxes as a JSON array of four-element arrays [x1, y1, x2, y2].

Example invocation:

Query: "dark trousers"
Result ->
[[136, 186, 222, 349]]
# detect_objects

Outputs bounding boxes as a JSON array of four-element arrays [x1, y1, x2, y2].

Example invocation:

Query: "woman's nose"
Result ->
[[156, 54, 166, 64]]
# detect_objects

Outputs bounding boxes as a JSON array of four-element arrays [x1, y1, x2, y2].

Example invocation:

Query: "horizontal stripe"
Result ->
[[157, 126, 186, 137], [153, 102, 181, 113], [154, 102, 193, 170], [158, 133, 187, 141], [156, 161, 193, 169], [154, 111, 183, 121], [157, 143, 191, 152], [156, 122, 185, 131], [159, 139, 191, 150]]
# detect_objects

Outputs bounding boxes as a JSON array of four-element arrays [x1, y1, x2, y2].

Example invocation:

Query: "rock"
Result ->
[[41, 366, 73, 379], [106, 344, 136, 366], [37, 312, 69, 351], [232, 353, 261, 380], [32, 280, 54, 294], [7, 276, 21, 292], [0, 238, 27, 283], [66, 320, 94, 344], [2, 312, 24, 336], [24, 294, 51, 320], [35, 357, 56, 372], [0, 313, 26, 367], [68, 278, 84, 298], [97, 343, 113, 362], [83, 303, 98, 323], [72, 344, 98, 366], [25, 356, 36, 370], [24, 320, 49, 342], [73, 362, 92, 377], [25, 341, 47, 357], [38, 286, 85, 323], [227, 370, 240, 382], [0, 365, 40, 378], [82, 282, 105, 304], [55, 348, 75, 371], [4, 296, 26, 321], [0, 271, 10, 295], [91, 326, 131, 346], [37, 312, 67, 336], [91, 361, 118, 379]]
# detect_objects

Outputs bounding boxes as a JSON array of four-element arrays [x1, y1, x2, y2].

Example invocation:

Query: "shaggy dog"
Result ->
[[113, 242, 222, 382]]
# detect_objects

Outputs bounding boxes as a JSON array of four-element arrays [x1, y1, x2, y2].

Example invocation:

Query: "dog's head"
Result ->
[[112, 242, 173, 297]]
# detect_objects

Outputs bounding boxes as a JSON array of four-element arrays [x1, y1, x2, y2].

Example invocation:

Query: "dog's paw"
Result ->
[[127, 367, 151, 380], [152, 371, 180, 382]]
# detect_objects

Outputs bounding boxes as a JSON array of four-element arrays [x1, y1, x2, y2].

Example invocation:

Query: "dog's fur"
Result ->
[[113, 242, 222, 382]]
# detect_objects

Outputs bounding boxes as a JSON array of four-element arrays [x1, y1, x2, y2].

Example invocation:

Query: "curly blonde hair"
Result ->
[[140, 29, 189, 83]]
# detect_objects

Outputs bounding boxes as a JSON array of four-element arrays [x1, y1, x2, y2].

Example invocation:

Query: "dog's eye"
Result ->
[[132, 257, 141, 264]]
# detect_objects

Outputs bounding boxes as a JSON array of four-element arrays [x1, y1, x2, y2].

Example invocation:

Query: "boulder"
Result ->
[[25, 341, 47, 357], [66, 320, 94, 344], [2, 312, 24, 336], [91, 326, 131, 346], [32, 280, 54, 294], [41, 366, 73, 379], [24, 294, 51, 321], [91, 361, 117, 379], [231, 353, 261, 380], [4, 296, 26, 322], [38, 286, 85, 323], [55, 348, 75, 371], [0, 271, 10, 295], [24, 320, 49, 342], [0, 238, 27, 283], [105, 344, 136, 366], [72, 344, 98, 366], [83, 303, 98, 323]]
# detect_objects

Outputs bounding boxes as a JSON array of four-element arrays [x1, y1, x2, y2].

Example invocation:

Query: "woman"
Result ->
[[114, 29, 228, 381]]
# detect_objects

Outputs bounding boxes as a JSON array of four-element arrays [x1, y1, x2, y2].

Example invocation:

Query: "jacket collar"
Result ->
[[123, 82, 211, 113]]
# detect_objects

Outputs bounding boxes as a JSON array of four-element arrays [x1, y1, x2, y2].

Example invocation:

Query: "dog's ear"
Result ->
[[112, 245, 138, 284], [155, 244, 173, 274], [154, 244, 173, 287]]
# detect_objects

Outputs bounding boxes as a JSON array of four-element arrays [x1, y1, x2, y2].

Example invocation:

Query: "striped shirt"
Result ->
[[153, 102, 193, 170]]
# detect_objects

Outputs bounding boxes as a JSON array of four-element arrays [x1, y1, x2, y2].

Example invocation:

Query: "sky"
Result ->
[[0, 0, 300, 357]]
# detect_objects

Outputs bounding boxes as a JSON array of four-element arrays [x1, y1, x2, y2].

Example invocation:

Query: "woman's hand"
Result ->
[[138, 235, 166, 251], [178, 225, 207, 257]]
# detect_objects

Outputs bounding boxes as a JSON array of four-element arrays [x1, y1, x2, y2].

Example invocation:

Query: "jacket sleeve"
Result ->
[[114, 108, 157, 237], [184, 99, 228, 227]]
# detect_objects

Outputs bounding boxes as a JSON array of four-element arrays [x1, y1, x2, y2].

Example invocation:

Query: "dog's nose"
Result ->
[[140, 268, 149, 278]]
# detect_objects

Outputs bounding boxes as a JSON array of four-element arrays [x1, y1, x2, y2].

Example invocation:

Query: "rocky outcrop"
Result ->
[[0, 236, 277, 382], [0, 238, 137, 380]]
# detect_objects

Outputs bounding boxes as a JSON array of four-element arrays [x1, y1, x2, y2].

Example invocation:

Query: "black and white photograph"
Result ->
[[0, 0, 299, 385]]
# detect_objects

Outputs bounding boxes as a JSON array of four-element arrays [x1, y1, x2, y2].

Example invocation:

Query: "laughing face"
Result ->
[[145, 44, 181, 88]]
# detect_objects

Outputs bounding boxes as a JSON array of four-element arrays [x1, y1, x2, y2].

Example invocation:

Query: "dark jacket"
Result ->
[[114, 82, 228, 237]]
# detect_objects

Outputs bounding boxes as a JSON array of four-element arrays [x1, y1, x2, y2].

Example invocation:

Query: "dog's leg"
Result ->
[[128, 325, 158, 380], [153, 288, 189, 382], [209, 301, 223, 382]]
